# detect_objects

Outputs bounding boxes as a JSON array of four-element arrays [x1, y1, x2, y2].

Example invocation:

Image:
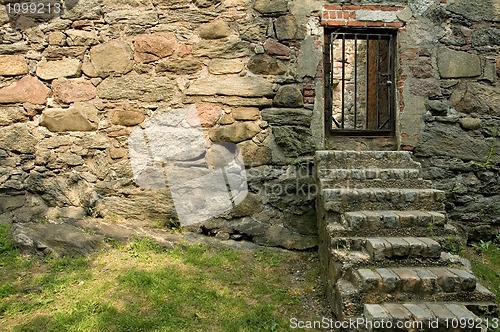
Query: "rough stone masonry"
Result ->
[[0, 0, 498, 250]]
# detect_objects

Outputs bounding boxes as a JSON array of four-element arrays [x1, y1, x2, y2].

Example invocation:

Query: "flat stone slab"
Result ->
[[351, 267, 476, 294], [342, 210, 447, 231], [365, 303, 483, 332]]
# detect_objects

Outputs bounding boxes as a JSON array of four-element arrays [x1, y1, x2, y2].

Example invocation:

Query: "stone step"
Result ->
[[327, 247, 466, 287], [325, 221, 458, 239], [341, 210, 447, 231], [364, 303, 484, 332], [328, 244, 452, 287], [320, 178, 433, 190], [350, 267, 477, 295], [318, 168, 421, 182], [331, 237, 442, 261], [315, 150, 422, 170], [323, 188, 446, 212], [333, 279, 495, 319]]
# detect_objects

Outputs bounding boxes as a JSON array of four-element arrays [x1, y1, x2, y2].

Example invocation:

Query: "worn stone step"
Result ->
[[365, 237, 441, 261], [342, 210, 447, 231], [364, 303, 484, 332], [350, 267, 477, 295], [333, 279, 495, 319], [328, 247, 454, 287], [323, 188, 446, 212], [325, 221, 458, 239], [315, 150, 422, 170], [320, 178, 433, 191], [318, 168, 421, 182], [330, 237, 441, 261]]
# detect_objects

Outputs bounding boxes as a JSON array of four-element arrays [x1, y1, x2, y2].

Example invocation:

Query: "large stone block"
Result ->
[[273, 85, 304, 107], [210, 122, 261, 143], [232, 108, 260, 121], [40, 103, 99, 132], [208, 59, 245, 74], [187, 103, 222, 127], [0, 43, 28, 55], [0, 194, 26, 213], [264, 38, 291, 57], [95, 190, 176, 221], [275, 15, 298, 41], [65, 29, 99, 46], [97, 75, 175, 102], [253, 0, 287, 15], [0, 106, 28, 126], [247, 54, 287, 75], [11, 223, 102, 256], [156, 58, 203, 75], [0, 123, 37, 153], [111, 110, 146, 126], [36, 58, 82, 80], [186, 76, 274, 97], [0, 55, 29, 76], [272, 126, 314, 158], [415, 122, 499, 164], [237, 140, 272, 166], [0, 76, 50, 105], [52, 78, 97, 103], [262, 108, 312, 126], [450, 82, 500, 115], [472, 28, 500, 48], [43, 46, 86, 60], [192, 36, 251, 59], [437, 47, 481, 78], [447, 0, 500, 22], [199, 19, 233, 39], [134, 33, 178, 63], [86, 41, 134, 77]]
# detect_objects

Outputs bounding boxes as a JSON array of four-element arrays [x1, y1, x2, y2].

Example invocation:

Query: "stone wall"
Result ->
[[407, 0, 500, 241], [0, 0, 498, 248], [0, 0, 325, 250]]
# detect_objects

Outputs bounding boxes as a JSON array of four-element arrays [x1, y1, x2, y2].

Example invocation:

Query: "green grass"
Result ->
[[0, 224, 323, 332], [464, 238, 500, 304]]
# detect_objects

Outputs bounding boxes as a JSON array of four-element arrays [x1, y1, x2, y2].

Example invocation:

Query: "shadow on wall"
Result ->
[[4, 0, 81, 29], [128, 105, 248, 227]]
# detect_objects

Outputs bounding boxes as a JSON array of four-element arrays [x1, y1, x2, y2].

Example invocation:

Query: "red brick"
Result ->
[[303, 90, 315, 97], [401, 145, 415, 151], [365, 21, 385, 27], [303, 83, 315, 90], [326, 19, 348, 26], [304, 97, 315, 104], [323, 5, 342, 10], [348, 21, 367, 27], [322, 11, 329, 20], [320, 19, 328, 26], [347, 11, 356, 19], [361, 5, 380, 10], [385, 22, 404, 28]]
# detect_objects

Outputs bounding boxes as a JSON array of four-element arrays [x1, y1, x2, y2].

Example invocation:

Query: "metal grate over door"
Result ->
[[324, 29, 396, 136]]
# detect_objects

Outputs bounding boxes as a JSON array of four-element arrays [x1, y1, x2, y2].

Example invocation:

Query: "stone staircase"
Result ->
[[315, 150, 497, 331]]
